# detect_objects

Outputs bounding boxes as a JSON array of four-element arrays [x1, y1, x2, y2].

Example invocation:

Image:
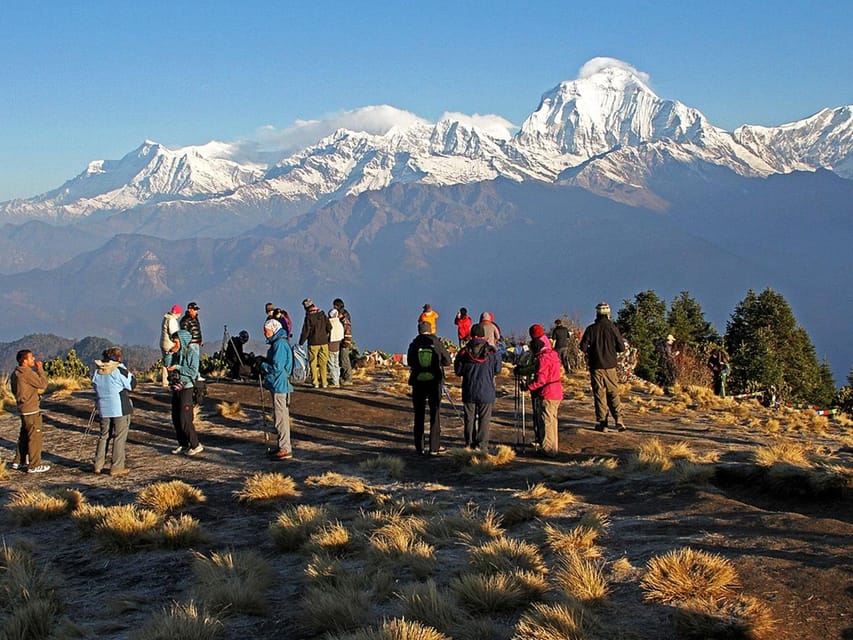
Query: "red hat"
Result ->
[[529, 324, 545, 339], [170, 304, 182, 314]]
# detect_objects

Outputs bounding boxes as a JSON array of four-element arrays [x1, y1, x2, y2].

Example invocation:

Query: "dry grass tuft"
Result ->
[[137, 480, 206, 514], [192, 550, 273, 616], [45, 376, 85, 396], [216, 401, 246, 419], [468, 537, 547, 576], [543, 523, 601, 559], [500, 502, 538, 527], [94, 505, 162, 551], [131, 600, 223, 640], [0, 542, 64, 637], [629, 437, 716, 476], [578, 510, 610, 534], [509, 484, 578, 520], [0, 460, 6, 479], [610, 556, 636, 581], [674, 594, 775, 639], [307, 521, 357, 557], [449, 445, 516, 473], [397, 580, 469, 636], [328, 617, 452, 640], [270, 503, 334, 552], [753, 441, 811, 467], [299, 575, 373, 634], [425, 504, 504, 543], [369, 518, 436, 579], [513, 601, 588, 640], [7, 487, 85, 524], [553, 552, 610, 603], [451, 570, 548, 613], [73, 503, 112, 536], [159, 514, 210, 549], [305, 471, 369, 494], [359, 454, 406, 480], [641, 547, 739, 604], [234, 472, 300, 503]]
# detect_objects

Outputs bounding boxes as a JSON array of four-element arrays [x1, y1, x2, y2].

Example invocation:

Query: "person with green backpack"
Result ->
[[407, 321, 452, 455]]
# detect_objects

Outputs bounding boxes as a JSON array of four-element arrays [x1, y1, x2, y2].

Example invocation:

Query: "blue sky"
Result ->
[[1, 0, 851, 201]]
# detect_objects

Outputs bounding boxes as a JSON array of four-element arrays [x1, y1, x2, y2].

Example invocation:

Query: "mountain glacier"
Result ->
[[1, 63, 851, 223]]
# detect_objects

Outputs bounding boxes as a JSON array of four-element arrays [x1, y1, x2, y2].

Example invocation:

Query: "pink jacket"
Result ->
[[527, 336, 563, 400]]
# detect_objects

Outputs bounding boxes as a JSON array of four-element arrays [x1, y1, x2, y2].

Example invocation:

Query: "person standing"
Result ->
[[298, 298, 332, 388], [160, 304, 182, 387], [477, 312, 501, 347], [333, 298, 353, 386], [454, 323, 502, 451], [579, 302, 626, 432], [180, 302, 203, 347], [166, 329, 204, 456], [327, 308, 344, 388], [418, 304, 439, 335], [526, 325, 564, 456], [454, 307, 473, 347], [10, 349, 50, 473], [550, 319, 572, 375], [656, 334, 680, 394], [260, 319, 294, 460], [91, 347, 136, 476], [407, 321, 452, 455], [707, 348, 730, 397]]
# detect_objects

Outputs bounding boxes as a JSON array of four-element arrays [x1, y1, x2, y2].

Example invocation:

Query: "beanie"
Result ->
[[529, 324, 545, 339], [470, 323, 485, 338], [595, 302, 611, 316], [302, 298, 313, 310], [170, 304, 182, 315]]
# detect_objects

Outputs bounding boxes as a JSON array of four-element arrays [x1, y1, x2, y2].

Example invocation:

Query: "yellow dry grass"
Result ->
[[307, 521, 356, 557], [130, 600, 223, 640], [93, 505, 161, 552], [468, 537, 547, 576], [641, 547, 740, 604], [753, 441, 811, 467], [270, 503, 334, 552], [397, 580, 469, 636], [216, 401, 246, 419], [299, 576, 373, 635], [513, 601, 588, 640], [359, 454, 406, 480], [543, 523, 601, 559], [7, 488, 85, 525], [159, 514, 210, 549], [674, 594, 775, 639], [368, 516, 436, 579], [234, 472, 300, 503], [553, 552, 609, 603], [448, 445, 516, 473], [0, 542, 64, 638], [192, 550, 273, 616], [72, 503, 112, 536], [305, 471, 368, 494], [451, 570, 549, 613], [327, 617, 451, 640], [137, 480, 206, 514], [629, 437, 717, 475], [425, 505, 504, 543], [45, 376, 86, 396]]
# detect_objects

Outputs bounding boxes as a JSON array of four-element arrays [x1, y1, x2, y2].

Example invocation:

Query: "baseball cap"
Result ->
[[187, 302, 200, 310]]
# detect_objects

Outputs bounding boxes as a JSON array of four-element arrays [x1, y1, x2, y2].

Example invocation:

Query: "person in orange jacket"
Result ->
[[418, 304, 439, 335]]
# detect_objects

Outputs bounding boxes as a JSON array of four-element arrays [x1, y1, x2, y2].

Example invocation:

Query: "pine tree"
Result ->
[[616, 290, 668, 381], [725, 288, 829, 404], [667, 291, 717, 347]]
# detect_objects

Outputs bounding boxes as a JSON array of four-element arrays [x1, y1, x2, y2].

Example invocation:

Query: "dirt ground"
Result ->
[[1, 367, 851, 639]]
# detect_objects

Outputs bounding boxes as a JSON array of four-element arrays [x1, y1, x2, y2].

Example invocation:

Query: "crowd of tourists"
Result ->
[[8, 296, 727, 476]]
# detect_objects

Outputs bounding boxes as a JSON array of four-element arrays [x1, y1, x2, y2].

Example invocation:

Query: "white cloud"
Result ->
[[438, 112, 517, 139], [578, 57, 651, 85]]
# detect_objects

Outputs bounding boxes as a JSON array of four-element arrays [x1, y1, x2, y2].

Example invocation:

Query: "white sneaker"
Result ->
[[171, 446, 185, 455], [11, 462, 25, 470], [185, 444, 204, 456], [27, 464, 50, 474]]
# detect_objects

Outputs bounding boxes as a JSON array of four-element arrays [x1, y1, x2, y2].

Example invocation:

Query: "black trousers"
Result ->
[[171, 387, 199, 449], [411, 382, 441, 453], [463, 401, 493, 450]]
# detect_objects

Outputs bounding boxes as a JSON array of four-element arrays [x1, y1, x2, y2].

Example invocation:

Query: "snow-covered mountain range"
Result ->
[[1, 61, 851, 224]]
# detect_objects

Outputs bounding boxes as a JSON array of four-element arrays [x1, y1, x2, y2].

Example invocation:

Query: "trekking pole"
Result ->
[[257, 375, 271, 449], [77, 406, 98, 459], [441, 383, 464, 427]]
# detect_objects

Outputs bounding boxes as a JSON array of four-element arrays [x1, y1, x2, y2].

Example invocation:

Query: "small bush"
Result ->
[[553, 552, 609, 603], [451, 570, 548, 613], [234, 472, 300, 503], [641, 547, 739, 604], [7, 488, 85, 525], [138, 480, 206, 514], [270, 504, 334, 552], [513, 601, 588, 640]]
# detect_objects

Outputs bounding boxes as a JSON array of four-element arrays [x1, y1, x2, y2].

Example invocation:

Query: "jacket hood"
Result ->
[[94, 359, 121, 375], [266, 327, 286, 344], [466, 338, 494, 361], [532, 335, 553, 354]]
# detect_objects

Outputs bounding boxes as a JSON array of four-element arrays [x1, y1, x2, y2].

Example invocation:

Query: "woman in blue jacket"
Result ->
[[91, 347, 136, 475]]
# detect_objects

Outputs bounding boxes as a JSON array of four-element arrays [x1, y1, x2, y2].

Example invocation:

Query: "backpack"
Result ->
[[416, 347, 436, 382]]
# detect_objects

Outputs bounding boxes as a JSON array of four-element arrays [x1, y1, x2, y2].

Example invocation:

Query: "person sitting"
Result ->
[[225, 330, 253, 379]]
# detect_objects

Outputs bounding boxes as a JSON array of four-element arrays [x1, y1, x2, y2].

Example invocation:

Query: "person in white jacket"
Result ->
[[160, 304, 182, 387], [327, 308, 345, 388]]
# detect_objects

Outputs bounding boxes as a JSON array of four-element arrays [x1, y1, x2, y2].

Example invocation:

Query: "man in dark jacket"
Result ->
[[550, 319, 572, 375], [298, 298, 332, 388], [454, 323, 502, 451], [579, 302, 626, 432], [180, 302, 203, 346], [333, 298, 354, 386], [407, 321, 452, 455]]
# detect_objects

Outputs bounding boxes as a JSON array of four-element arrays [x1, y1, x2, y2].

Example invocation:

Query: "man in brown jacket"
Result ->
[[10, 349, 50, 473]]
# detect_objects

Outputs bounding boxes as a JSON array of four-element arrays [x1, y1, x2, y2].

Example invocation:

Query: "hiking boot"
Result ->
[[110, 467, 130, 477], [27, 464, 50, 474], [615, 423, 627, 432], [428, 447, 447, 456], [594, 421, 607, 432], [272, 450, 292, 460], [185, 444, 204, 456], [171, 446, 185, 455]]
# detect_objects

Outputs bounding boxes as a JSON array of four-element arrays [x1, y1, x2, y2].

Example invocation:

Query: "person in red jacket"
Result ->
[[454, 307, 473, 347], [526, 324, 564, 457]]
